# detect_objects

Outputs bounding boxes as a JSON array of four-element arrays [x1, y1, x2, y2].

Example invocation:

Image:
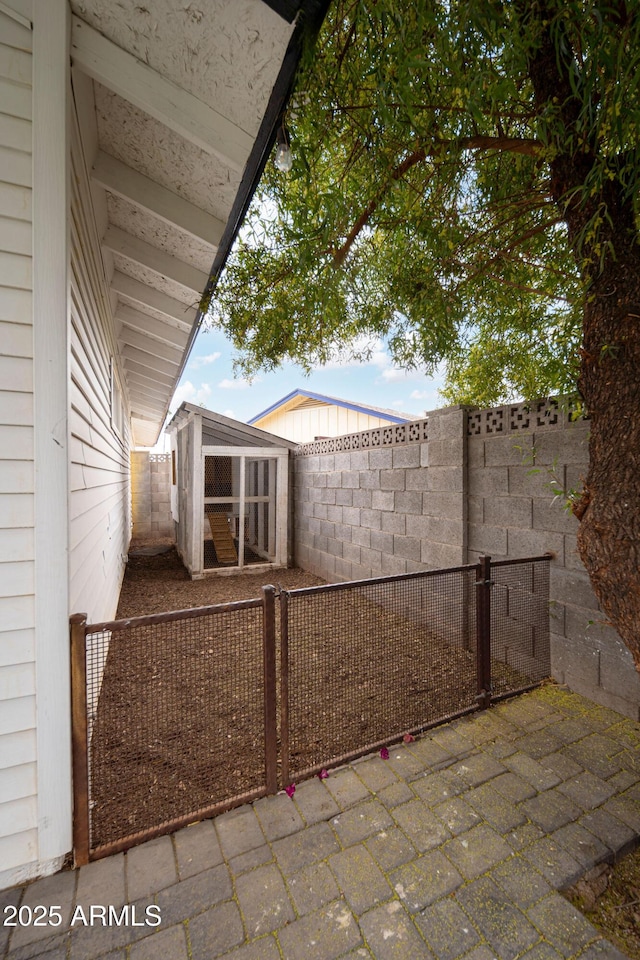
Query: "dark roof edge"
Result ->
[[261, 0, 303, 23], [166, 401, 297, 448]]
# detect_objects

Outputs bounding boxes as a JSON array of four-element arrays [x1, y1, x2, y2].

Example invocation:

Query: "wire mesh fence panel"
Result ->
[[73, 554, 552, 860], [490, 557, 551, 697], [282, 568, 479, 780], [85, 600, 266, 855]]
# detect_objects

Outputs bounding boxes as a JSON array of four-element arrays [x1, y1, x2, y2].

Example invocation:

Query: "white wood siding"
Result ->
[[69, 106, 130, 622], [0, 7, 37, 886], [256, 405, 403, 443]]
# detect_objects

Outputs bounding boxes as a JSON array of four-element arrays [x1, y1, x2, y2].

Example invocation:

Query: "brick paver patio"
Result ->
[[2, 686, 639, 959]]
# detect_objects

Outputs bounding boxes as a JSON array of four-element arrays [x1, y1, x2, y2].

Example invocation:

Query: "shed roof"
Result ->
[[248, 389, 419, 425], [71, 0, 329, 447], [167, 402, 297, 448]]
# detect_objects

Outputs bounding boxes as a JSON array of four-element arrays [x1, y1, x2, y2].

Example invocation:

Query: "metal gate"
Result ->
[[71, 555, 550, 863], [71, 589, 277, 864]]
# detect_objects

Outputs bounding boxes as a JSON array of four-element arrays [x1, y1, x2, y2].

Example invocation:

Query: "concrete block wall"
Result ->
[[293, 399, 640, 720], [130, 451, 175, 541], [294, 409, 465, 583], [466, 401, 640, 719]]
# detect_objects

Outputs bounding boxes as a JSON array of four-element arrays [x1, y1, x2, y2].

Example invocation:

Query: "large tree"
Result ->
[[211, 1, 640, 671]]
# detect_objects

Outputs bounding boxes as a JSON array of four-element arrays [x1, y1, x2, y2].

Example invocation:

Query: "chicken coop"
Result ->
[[166, 403, 295, 578]]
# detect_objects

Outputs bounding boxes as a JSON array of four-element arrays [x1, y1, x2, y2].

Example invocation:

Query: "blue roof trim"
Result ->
[[248, 389, 410, 425]]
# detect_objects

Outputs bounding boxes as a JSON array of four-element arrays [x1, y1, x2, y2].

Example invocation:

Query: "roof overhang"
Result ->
[[167, 401, 297, 448], [249, 389, 414, 425], [70, 0, 330, 447]]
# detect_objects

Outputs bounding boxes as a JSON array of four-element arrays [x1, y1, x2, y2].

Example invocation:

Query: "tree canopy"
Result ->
[[209, 0, 639, 408], [207, 0, 640, 670]]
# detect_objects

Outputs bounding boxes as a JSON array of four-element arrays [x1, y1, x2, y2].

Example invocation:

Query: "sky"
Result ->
[[159, 325, 447, 448]]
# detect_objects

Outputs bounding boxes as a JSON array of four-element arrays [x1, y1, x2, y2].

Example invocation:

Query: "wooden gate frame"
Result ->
[[70, 587, 278, 866]]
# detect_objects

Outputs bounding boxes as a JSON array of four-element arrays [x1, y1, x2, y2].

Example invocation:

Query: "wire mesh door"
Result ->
[[71, 592, 276, 864]]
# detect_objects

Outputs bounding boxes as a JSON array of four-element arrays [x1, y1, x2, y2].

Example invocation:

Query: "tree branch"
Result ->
[[333, 136, 543, 265]]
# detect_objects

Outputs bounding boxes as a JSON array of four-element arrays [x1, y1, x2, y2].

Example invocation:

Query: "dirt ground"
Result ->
[[564, 849, 640, 958], [91, 544, 482, 848], [96, 543, 639, 955], [116, 542, 325, 614]]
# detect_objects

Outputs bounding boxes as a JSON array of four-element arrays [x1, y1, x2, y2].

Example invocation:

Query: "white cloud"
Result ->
[[311, 336, 391, 371], [169, 380, 212, 413], [378, 366, 423, 383], [218, 378, 252, 390], [410, 389, 430, 400], [190, 351, 221, 370]]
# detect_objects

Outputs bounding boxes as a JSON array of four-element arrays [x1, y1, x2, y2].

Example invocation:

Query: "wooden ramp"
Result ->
[[207, 513, 238, 565]]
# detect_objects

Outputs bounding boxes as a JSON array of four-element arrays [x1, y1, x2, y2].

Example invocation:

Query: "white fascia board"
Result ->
[[92, 151, 223, 249], [70, 14, 253, 172]]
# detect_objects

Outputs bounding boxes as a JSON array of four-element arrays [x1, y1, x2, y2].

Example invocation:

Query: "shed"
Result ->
[[248, 388, 418, 442], [166, 403, 296, 578]]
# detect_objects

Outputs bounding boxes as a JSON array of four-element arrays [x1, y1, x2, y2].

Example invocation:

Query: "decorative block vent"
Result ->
[[485, 409, 504, 434], [509, 404, 531, 431], [295, 418, 429, 457], [468, 413, 482, 436], [465, 396, 587, 438], [536, 397, 559, 426]]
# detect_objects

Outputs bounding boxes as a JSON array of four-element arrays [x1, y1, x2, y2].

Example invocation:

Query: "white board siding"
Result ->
[[0, 492, 33, 526], [0, 112, 31, 152], [0, 318, 32, 354], [0, 459, 32, 492], [1, 760, 36, 804], [0, 76, 31, 121], [0, 181, 31, 222], [0, 527, 33, 564], [0, 390, 33, 426], [0, 7, 36, 890], [0, 694, 35, 735], [256, 405, 406, 443], [0, 828, 37, 875], [0, 795, 37, 838], [0, 250, 31, 287], [69, 101, 130, 624], [0, 559, 33, 595], [0, 727, 35, 769], [0, 594, 33, 632], [0, 629, 33, 669]]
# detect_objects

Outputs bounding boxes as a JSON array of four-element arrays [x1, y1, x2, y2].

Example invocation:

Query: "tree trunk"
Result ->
[[576, 237, 640, 675], [525, 2, 640, 674]]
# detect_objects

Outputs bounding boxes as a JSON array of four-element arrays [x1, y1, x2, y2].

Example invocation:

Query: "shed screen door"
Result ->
[[203, 453, 280, 569]]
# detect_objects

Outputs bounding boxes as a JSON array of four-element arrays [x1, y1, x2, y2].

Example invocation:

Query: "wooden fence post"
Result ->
[[262, 586, 278, 794], [476, 556, 492, 709], [70, 613, 90, 865], [279, 589, 290, 787]]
